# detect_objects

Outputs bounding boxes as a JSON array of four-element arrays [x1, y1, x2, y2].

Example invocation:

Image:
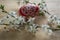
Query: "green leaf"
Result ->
[[2, 10, 7, 13], [39, 11, 45, 16], [0, 4, 8, 13], [38, 3, 41, 5], [57, 25, 60, 28], [24, 0, 29, 4], [0, 5, 4, 10]]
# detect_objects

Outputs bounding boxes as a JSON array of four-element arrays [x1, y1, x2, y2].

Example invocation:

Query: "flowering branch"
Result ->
[[0, 0, 60, 33], [0, 4, 7, 13]]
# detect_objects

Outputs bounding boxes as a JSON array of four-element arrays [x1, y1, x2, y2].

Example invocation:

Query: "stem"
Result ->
[[41, 0, 51, 15]]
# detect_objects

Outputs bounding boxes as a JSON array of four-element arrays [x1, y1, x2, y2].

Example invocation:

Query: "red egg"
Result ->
[[19, 3, 39, 17]]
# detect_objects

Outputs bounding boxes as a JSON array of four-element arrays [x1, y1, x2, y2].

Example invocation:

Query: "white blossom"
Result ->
[[56, 20, 60, 26], [0, 10, 53, 34], [28, 24, 38, 33], [41, 24, 50, 28], [0, 19, 4, 24], [28, 26, 33, 32], [27, 17, 35, 24], [48, 15, 57, 22], [41, 24, 53, 35], [9, 11, 18, 18], [48, 29, 53, 35], [17, 16, 26, 24]]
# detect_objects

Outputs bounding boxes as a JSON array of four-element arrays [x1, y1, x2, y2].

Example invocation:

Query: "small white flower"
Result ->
[[28, 24, 38, 33], [28, 26, 33, 32], [13, 16, 26, 25], [47, 15, 53, 22], [41, 24, 53, 35], [27, 17, 35, 24], [9, 11, 18, 18], [48, 15, 58, 24], [18, 16, 24, 21], [41, 25, 49, 32], [48, 29, 53, 35], [41, 24, 50, 28], [18, 16, 26, 24], [0, 19, 4, 24], [56, 20, 60, 26], [48, 15, 57, 20], [13, 20, 20, 24], [9, 11, 16, 15]]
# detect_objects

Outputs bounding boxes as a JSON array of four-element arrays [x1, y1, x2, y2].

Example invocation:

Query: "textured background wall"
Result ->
[[46, 0, 60, 17]]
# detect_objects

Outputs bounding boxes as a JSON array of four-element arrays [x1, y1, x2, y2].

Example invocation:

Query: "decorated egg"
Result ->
[[19, 3, 39, 17]]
